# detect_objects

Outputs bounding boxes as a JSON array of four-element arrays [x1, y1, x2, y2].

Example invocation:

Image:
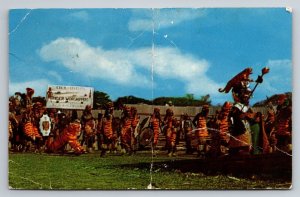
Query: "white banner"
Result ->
[[46, 85, 93, 109]]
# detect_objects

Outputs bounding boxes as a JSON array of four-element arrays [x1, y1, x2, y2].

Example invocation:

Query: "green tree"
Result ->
[[153, 95, 211, 107], [185, 93, 194, 100], [115, 95, 151, 107], [93, 91, 111, 109], [199, 94, 211, 105]]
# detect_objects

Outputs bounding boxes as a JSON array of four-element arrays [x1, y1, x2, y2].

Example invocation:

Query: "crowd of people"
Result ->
[[8, 85, 292, 158]]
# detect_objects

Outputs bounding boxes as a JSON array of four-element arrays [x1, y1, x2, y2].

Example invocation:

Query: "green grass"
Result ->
[[9, 152, 291, 190]]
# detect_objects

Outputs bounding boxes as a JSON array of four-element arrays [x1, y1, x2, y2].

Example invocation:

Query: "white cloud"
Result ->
[[69, 10, 89, 22], [39, 38, 152, 87], [39, 37, 222, 97], [128, 9, 206, 31], [9, 79, 50, 97]]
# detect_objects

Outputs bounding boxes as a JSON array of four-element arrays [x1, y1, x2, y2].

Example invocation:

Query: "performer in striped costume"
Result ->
[[130, 107, 140, 153], [149, 108, 162, 153], [193, 105, 210, 157], [81, 105, 95, 153], [181, 113, 193, 154], [96, 113, 103, 152], [265, 110, 277, 152], [164, 108, 178, 157], [210, 102, 232, 156], [8, 112, 19, 150], [227, 79, 254, 155], [275, 94, 292, 152], [225, 67, 269, 155], [120, 106, 133, 154], [22, 113, 43, 151], [218, 102, 232, 143], [100, 102, 115, 157], [46, 120, 84, 155]]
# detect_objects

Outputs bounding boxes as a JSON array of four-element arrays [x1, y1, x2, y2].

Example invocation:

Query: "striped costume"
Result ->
[[102, 114, 114, 141], [121, 116, 132, 151], [23, 121, 42, 140], [130, 108, 140, 151], [131, 114, 140, 132], [46, 122, 84, 155], [228, 103, 252, 155], [210, 102, 232, 156], [150, 114, 161, 146], [100, 111, 116, 156], [217, 102, 232, 142], [196, 116, 209, 139], [193, 105, 210, 156], [165, 116, 178, 153], [275, 96, 292, 152]]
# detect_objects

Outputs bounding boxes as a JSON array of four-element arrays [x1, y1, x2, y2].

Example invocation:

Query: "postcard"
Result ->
[[8, 8, 292, 189]]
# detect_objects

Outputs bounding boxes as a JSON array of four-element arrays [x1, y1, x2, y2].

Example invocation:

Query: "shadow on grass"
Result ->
[[119, 153, 292, 182]]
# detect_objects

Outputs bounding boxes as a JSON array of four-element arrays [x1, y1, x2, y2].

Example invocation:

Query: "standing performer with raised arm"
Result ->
[[218, 67, 269, 155]]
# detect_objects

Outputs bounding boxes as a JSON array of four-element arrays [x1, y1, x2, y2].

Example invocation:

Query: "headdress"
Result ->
[[26, 87, 34, 96], [218, 67, 253, 94]]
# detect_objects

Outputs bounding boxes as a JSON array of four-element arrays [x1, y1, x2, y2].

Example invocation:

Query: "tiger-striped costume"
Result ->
[[81, 118, 95, 153], [23, 121, 42, 140], [100, 111, 116, 156], [84, 119, 95, 136], [96, 114, 103, 151], [46, 122, 84, 154], [193, 105, 210, 156], [131, 107, 140, 132], [276, 106, 291, 136], [164, 109, 178, 156], [274, 95, 292, 152], [196, 116, 209, 138], [150, 108, 161, 149], [102, 114, 114, 140], [210, 102, 232, 156], [217, 102, 232, 142], [81, 105, 95, 152], [218, 68, 253, 93], [130, 107, 140, 152], [120, 107, 133, 152], [228, 103, 252, 155]]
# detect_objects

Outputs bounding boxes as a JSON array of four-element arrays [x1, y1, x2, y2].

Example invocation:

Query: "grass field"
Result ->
[[8, 152, 291, 190]]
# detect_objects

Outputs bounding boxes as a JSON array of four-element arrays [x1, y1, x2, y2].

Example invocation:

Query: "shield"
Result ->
[[139, 116, 151, 130], [133, 122, 140, 138], [139, 127, 153, 148], [39, 114, 51, 137]]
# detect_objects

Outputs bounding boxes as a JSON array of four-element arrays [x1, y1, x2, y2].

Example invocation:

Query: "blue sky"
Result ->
[[9, 8, 292, 105]]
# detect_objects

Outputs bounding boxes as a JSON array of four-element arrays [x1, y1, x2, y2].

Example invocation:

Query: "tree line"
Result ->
[[29, 90, 291, 110], [29, 91, 211, 109]]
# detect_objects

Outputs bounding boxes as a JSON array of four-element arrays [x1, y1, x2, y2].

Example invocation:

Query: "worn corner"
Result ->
[[285, 7, 293, 13]]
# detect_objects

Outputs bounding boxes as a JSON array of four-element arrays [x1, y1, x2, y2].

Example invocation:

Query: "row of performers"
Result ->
[[9, 96, 291, 157]]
